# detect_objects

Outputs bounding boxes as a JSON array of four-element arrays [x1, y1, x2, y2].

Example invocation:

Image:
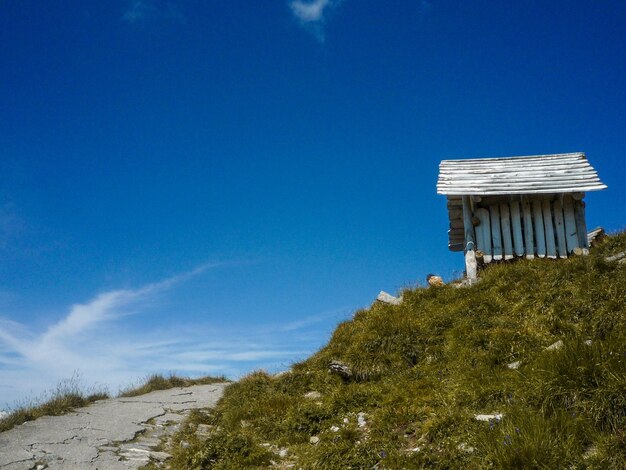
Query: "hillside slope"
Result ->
[[170, 233, 626, 469]]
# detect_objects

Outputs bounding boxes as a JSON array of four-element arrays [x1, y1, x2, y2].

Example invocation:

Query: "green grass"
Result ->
[[0, 373, 109, 433], [169, 232, 626, 469], [118, 373, 228, 398]]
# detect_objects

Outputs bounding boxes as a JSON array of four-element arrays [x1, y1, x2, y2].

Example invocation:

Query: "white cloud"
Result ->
[[122, 0, 185, 24], [0, 265, 351, 407], [289, 0, 343, 41]]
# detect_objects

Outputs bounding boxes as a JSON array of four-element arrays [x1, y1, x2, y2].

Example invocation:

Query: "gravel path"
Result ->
[[0, 383, 229, 470]]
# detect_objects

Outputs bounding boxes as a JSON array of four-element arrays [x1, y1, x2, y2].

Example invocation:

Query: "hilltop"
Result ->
[[168, 232, 626, 469]]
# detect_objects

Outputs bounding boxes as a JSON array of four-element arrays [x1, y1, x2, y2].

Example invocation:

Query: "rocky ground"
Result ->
[[0, 383, 229, 470]]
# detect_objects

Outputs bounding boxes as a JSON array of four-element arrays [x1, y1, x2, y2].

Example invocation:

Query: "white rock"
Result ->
[[457, 443, 475, 453], [357, 412, 367, 428], [584, 340, 592, 346], [278, 448, 289, 458], [546, 340, 563, 351], [309, 436, 320, 445], [330, 425, 340, 432], [376, 291, 403, 306], [507, 361, 521, 370], [304, 391, 322, 400], [343, 417, 349, 424], [406, 446, 421, 453], [474, 413, 503, 422]]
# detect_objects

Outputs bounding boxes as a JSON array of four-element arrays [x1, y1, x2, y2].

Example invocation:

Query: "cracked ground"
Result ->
[[0, 383, 229, 469]]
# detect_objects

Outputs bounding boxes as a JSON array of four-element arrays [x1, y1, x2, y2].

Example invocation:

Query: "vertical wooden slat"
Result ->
[[476, 208, 492, 263], [574, 199, 589, 250], [542, 199, 557, 259], [462, 196, 477, 281], [490, 204, 503, 260], [510, 201, 524, 257], [563, 195, 579, 253], [522, 198, 535, 259], [553, 199, 568, 258], [500, 203, 514, 260], [533, 199, 546, 258]]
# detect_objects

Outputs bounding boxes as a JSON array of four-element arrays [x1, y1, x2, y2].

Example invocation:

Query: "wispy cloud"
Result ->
[[122, 0, 186, 24], [288, 0, 343, 42], [0, 265, 351, 407]]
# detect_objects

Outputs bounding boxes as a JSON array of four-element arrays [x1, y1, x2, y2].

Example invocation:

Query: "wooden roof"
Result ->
[[437, 152, 607, 196]]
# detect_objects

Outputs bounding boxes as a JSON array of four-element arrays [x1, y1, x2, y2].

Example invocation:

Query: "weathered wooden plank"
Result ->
[[500, 203, 514, 260], [475, 208, 492, 263], [490, 204, 503, 260], [533, 200, 546, 258], [462, 197, 477, 281], [563, 195, 579, 253], [510, 201, 524, 257], [574, 200, 588, 249], [553, 199, 568, 258], [522, 198, 534, 259], [542, 199, 557, 259]]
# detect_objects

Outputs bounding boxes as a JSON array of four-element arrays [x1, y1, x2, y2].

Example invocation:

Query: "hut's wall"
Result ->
[[468, 193, 587, 263]]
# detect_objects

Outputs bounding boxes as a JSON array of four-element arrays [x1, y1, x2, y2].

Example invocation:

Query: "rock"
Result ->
[[376, 291, 403, 305], [406, 446, 421, 453], [474, 413, 503, 422], [180, 440, 190, 448], [196, 424, 213, 435], [304, 391, 322, 400], [330, 425, 340, 432], [329, 361, 352, 380], [357, 412, 367, 428], [278, 448, 289, 458], [273, 370, 290, 378], [36, 465, 48, 470], [584, 339, 592, 345], [507, 361, 521, 370], [343, 417, 349, 424], [457, 442, 475, 453], [309, 436, 320, 445], [605, 251, 626, 262], [546, 340, 563, 351], [427, 274, 444, 287]]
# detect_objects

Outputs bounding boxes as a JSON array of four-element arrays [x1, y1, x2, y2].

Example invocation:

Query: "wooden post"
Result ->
[[462, 196, 478, 281], [574, 197, 589, 251]]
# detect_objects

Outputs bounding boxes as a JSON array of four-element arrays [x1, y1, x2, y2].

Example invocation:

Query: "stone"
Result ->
[[330, 425, 340, 432], [196, 424, 213, 436], [357, 412, 366, 428], [309, 436, 320, 445], [546, 340, 563, 351], [304, 391, 322, 400], [376, 291, 403, 305], [507, 361, 521, 370], [457, 442, 475, 453], [278, 448, 289, 458], [605, 251, 626, 262], [474, 413, 503, 422], [328, 361, 352, 380], [426, 274, 444, 287]]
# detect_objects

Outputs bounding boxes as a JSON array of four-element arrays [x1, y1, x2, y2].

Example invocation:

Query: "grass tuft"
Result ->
[[0, 372, 109, 433], [119, 373, 228, 398]]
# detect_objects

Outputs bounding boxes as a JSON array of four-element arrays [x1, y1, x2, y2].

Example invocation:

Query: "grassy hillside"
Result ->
[[170, 233, 626, 469]]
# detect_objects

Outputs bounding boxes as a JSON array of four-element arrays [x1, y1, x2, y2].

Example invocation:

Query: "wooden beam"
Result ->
[[510, 201, 524, 257], [533, 200, 546, 258], [574, 199, 589, 250], [475, 207, 492, 263], [462, 196, 478, 281], [563, 195, 579, 253], [522, 197, 535, 259], [553, 199, 568, 258], [490, 204, 503, 260], [500, 203, 514, 260], [542, 199, 557, 259]]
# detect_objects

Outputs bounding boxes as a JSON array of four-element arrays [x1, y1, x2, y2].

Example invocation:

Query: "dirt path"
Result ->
[[0, 383, 229, 469]]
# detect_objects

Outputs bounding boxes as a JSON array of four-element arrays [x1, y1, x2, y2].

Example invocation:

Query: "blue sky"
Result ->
[[0, 0, 625, 406]]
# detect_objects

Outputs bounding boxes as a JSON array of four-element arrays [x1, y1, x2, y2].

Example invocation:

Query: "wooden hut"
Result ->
[[436, 152, 607, 280]]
